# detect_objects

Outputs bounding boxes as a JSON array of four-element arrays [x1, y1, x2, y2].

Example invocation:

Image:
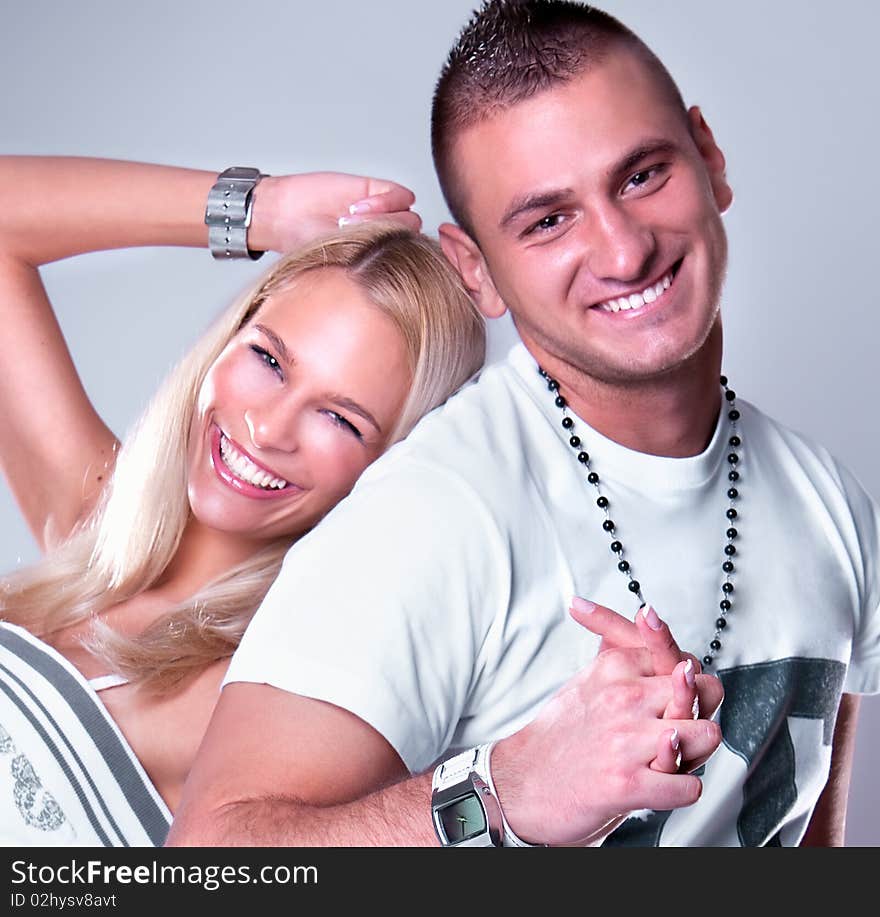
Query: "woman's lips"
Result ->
[[209, 425, 303, 500]]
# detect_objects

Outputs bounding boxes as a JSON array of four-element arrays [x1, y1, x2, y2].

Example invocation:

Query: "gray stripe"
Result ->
[[0, 667, 115, 846], [0, 626, 170, 845]]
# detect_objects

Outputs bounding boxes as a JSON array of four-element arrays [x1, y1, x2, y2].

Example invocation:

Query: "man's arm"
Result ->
[[168, 639, 723, 847], [800, 693, 861, 847]]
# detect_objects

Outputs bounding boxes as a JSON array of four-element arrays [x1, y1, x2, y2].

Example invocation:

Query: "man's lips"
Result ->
[[209, 425, 303, 500], [591, 261, 682, 316]]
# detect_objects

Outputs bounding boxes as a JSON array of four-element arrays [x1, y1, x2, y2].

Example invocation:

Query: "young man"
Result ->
[[169, 1, 879, 847]]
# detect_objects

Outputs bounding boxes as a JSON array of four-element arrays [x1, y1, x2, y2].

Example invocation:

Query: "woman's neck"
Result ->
[[155, 518, 275, 602]]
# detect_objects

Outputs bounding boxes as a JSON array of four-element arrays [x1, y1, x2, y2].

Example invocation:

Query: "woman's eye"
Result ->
[[325, 410, 364, 441], [251, 345, 282, 376]]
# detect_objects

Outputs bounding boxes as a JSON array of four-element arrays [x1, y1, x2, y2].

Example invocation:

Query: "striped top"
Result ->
[[0, 622, 171, 846]]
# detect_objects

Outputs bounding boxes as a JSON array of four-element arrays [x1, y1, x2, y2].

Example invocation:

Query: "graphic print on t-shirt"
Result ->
[[602, 657, 846, 847]]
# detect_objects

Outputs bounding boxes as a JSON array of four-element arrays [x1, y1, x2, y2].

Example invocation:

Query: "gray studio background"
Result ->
[[1, 0, 877, 845]]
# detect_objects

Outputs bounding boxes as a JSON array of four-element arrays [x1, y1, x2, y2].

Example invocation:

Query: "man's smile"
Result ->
[[593, 260, 682, 315]]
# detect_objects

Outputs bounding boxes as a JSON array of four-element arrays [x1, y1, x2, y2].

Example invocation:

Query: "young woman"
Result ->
[[0, 157, 485, 845]]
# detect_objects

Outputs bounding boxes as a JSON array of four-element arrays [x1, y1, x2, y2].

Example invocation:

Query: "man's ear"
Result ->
[[438, 222, 508, 319], [688, 106, 734, 213]]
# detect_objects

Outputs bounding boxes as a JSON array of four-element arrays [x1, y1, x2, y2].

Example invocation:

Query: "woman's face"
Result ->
[[187, 267, 412, 545]]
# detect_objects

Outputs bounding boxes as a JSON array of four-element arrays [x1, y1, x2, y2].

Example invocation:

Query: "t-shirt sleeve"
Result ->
[[224, 454, 510, 774], [838, 462, 880, 695]]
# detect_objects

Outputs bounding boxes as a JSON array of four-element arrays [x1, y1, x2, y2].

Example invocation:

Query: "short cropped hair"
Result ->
[[431, 0, 688, 236]]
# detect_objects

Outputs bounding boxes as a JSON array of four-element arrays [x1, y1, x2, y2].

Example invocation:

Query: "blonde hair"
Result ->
[[0, 222, 485, 693]]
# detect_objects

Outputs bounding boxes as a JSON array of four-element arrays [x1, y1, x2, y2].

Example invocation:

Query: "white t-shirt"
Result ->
[[226, 343, 880, 846]]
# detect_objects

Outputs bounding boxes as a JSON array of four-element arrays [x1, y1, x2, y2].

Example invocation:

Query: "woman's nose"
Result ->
[[244, 399, 299, 453]]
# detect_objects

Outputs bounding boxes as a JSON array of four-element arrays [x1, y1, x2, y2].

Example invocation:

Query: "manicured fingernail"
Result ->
[[642, 605, 663, 631], [670, 728, 680, 750], [570, 596, 596, 614], [349, 200, 372, 215], [683, 658, 696, 687], [691, 696, 700, 720]]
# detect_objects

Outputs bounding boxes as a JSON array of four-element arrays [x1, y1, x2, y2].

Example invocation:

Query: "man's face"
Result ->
[[448, 51, 732, 385]]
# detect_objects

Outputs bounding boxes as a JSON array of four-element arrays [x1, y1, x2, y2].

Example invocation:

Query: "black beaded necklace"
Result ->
[[538, 366, 741, 668]]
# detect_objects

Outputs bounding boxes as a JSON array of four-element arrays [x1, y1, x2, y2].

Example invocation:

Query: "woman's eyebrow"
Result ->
[[254, 323, 293, 365]]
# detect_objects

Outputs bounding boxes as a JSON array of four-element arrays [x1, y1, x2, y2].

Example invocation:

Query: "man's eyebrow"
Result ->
[[614, 140, 679, 179], [498, 140, 681, 231], [328, 395, 382, 434], [499, 189, 575, 231], [254, 323, 293, 365]]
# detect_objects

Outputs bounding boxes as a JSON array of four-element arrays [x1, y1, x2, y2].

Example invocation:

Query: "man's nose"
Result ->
[[244, 397, 299, 454], [583, 203, 656, 283]]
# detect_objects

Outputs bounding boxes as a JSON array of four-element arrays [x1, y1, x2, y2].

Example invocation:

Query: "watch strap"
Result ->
[[204, 166, 266, 260]]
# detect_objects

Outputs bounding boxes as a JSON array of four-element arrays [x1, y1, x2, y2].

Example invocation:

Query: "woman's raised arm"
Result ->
[[0, 156, 420, 551]]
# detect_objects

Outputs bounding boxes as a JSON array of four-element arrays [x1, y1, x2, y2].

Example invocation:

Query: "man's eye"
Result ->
[[624, 166, 664, 193], [250, 345, 282, 375], [526, 213, 565, 236]]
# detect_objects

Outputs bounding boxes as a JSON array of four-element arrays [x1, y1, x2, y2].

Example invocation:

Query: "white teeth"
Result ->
[[219, 433, 288, 490], [599, 271, 673, 313]]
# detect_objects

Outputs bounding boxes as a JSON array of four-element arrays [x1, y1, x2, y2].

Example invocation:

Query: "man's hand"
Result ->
[[249, 172, 421, 253], [489, 640, 722, 847], [570, 596, 725, 769]]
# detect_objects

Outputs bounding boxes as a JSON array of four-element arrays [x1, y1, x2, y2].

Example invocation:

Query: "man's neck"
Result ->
[[527, 325, 724, 459]]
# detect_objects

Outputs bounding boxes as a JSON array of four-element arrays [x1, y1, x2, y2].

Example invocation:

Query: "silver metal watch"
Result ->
[[431, 745, 504, 847], [204, 166, 266, 260]]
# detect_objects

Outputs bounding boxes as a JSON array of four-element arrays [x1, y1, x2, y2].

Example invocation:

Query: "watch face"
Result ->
[[437, 792, 487, 844]]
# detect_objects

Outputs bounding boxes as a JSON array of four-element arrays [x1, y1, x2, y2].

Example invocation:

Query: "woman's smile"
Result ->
[[210, 425, 304, 500]]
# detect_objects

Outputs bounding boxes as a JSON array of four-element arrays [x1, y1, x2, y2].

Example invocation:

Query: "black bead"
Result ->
[[710, 639, 722, 651], [703, 655, 713, 666], [618, 560, 630, 572], [729, 409, 740, 421], [716, 617, 727, 629], [602, 519, 616, 532], [610, 541, 623, 553], [726, 527, 737, 539], [720, 375, 728, 386], [562, 416, 574, 429], [628, 580, 641, 593], [722, 582, 734, 594], [569, 435, 581, 448], [727, 488, 739, 499], [724, 544, 736, 556], [555, 396, 566, 408], [548, 380, 559, 391], [587, 472, 599, 484], [726, 508, 738, 520], [578, 451, 590, 463], [725, 390, 736, 402], [596, 496, 609, 508], [538, 368, 548, 378], [728, 470, 740, 482], [720, 599, 732, 611], [722, 561, 734, 573], [727, 453, 739, 465], [729, 435, 741, 447]]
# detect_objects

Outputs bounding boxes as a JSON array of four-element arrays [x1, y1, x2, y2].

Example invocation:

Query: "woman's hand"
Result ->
[[249, 172, 421, 253]]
